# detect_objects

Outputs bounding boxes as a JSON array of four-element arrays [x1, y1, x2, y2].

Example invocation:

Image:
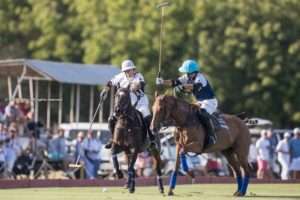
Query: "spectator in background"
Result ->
[[4, 100, 21, 125], [248, 137, 258, 177], [0, 138, 5, 175], [47, 129, 67, 166], [136, 151, 153, 177], [290, 128, 300, 179], [0, 122, 7, 141], [0, 100, 5, 122], [82, 131, 101, 179], [276, 132, 291, 180], [5, 126, 22, 175], [74, 131, 85, 163], [256, 130, 271, 179], [17, 99, 30, 117], [72, 131, 85, 179]]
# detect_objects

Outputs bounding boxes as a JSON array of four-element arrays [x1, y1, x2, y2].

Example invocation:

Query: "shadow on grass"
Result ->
[[245, 194, 300, 199]]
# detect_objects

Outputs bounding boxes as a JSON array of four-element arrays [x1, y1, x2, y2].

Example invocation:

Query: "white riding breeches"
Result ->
[[197, 98, 218, 115], [130, 92, 151, 117]]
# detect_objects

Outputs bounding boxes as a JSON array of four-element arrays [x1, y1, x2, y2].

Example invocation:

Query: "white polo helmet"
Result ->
[[121, 59, 136, 72]]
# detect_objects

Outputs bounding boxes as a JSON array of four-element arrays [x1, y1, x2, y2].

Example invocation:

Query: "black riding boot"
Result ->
[[143, 115, 158, 151], [197, 109, 217, 145], [105, 114, 117, 149], [144, 115, 155, 142]]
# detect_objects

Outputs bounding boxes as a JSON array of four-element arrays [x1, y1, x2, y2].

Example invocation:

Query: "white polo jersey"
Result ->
[[256, 137, 271, 161], [110, 72, 150, 117]]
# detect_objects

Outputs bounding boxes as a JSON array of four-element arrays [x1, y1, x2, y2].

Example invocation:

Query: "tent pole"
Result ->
[[89, 86, 94, 122], [7, 76, 12, 101], [47, 82, 51, 128], [12, 65, 27, 99], [75, 85, 80, 123], [58, 83, 63, 125], [70, 85, 74, 123], [34, 80, 39, 122]]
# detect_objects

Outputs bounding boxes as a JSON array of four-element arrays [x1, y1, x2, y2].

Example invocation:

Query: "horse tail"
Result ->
[[235, 112, 258, 126], [235, 112, 247, 120]]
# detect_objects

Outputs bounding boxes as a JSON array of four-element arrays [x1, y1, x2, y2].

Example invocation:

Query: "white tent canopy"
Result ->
[[0, 59, 120, 128], [0, 59, 120, 85]]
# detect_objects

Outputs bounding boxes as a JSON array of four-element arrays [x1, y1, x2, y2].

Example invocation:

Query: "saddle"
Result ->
[[196, 110, 228, 148], [211, 112, 229, 131]]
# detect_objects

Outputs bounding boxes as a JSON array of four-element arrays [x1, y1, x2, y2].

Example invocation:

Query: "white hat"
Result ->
[[284, 132, 290, 138], [293, 128, 300, 134], [121, 60, 136, 72]]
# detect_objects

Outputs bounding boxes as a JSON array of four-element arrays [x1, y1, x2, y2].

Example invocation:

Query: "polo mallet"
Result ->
[[69, 89, 108, 169], [156, 2, 170, 95]]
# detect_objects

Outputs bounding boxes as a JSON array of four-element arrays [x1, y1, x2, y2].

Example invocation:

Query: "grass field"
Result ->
[[0, 184, 299, 200]]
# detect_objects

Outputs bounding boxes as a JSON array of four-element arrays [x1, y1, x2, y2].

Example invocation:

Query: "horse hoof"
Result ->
[[116, 171, 124, 179], [233, 191, 245, 197], [129, 188, 135, 193], [159, 189, 164, 194], [168, 191, 174, 196]]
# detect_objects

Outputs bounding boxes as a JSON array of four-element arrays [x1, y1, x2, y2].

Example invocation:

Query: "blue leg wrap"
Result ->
[[180, 153, 189, 172], [169, 171, 178, 189], [236, 176, 243, 192], [241, 176, 250, 195]]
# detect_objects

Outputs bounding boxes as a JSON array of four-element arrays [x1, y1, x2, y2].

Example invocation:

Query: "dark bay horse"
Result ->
[[111, 87, 164, 194], [150, 95, 251, 196]]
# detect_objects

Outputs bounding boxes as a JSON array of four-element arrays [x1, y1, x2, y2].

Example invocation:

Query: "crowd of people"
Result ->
[[250, 128, 300, 180], [1, 98, 300, 180], [0, 99, 103, 179]]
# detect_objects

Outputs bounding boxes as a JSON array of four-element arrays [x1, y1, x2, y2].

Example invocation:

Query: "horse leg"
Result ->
[[127, 151, 138, 193], [180, 152, 195, 183], [124, 154, 129, 189], [151, 146, 164, 194], [222, 149, 243, 196], [111, 146, 123, 179], [168, 144, 181, 196], [236, 149, 251, 196]]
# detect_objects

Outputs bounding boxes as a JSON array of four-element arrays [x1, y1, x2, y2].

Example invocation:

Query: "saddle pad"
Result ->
[[212, 113, 229, 130]]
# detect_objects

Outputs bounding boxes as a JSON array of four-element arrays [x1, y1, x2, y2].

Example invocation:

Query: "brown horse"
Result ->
[[150, 95, 251, 196], [111, 87, 164, 194]]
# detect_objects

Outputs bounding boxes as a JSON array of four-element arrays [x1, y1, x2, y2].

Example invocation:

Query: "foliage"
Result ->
[[0, 0, 299, 127]]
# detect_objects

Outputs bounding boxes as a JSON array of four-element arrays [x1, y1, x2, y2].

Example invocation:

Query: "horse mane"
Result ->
[[159, 94, 199, 113]]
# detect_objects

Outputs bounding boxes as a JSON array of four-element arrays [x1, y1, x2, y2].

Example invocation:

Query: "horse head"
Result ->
[[150, 95, 176, 133], [114, 87, 132, 114]]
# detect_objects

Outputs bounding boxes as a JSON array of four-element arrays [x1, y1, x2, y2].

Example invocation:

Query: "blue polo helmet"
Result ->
[[178, 59, 200, 73]]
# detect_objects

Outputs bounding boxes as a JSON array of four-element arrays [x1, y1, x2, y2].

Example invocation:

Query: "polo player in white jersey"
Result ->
[[102, 60, 155, 149]]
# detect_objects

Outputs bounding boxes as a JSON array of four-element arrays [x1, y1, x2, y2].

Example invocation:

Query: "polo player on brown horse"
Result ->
[[153, 60, 251, 196], [100, 60, 163, 193], [111, 87, 164, 193]]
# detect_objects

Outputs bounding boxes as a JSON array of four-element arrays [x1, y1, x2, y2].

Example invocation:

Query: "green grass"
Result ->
[[0, 184, 300, 200]]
